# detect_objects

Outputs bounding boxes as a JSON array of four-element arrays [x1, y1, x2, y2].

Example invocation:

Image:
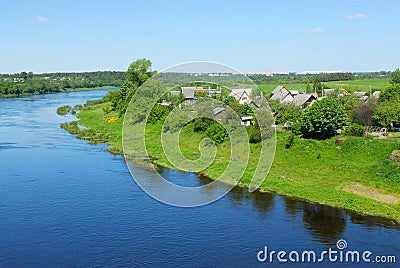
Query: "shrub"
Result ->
[[56, 105, 72, 115], [249, 121, 261, 143], [346, 123, 365, 137], [291, 122, 304, 135], [205, 123, 228, 145], [285, 134, 295, 149]]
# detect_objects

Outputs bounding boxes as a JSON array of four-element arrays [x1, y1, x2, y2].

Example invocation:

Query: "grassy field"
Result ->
[[255, 78, 389, 97], [64, 102, 400, 223], [324, 78, 389, 92]]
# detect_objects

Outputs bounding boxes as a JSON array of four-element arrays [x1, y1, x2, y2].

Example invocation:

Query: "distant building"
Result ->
[[170, 90, 180, 97], [181, 87, 195, 105], [372, 91, 381, 99], [354, 91, 369, 102], [229, 88, 253, 104], [240, 116, 253, 126], [292, 93, 318, 108], [213, 107, 225, 121], [323, 89, 335, 96], [270, 86, 294, 103]]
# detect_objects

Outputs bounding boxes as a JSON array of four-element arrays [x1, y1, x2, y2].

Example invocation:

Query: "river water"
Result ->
[[0, 89, 399, 267]]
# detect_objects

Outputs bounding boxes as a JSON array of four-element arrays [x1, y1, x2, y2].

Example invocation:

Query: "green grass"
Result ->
[[64, 101, 400, 223], [256, 78, 390, 97], [325, 78, 389, 92]]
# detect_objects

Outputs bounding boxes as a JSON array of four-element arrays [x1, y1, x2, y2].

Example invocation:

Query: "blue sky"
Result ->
[[0, 0, 399, 73]]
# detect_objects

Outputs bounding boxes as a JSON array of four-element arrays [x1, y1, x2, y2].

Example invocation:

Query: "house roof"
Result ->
[[270, 91, 293, 102], [272, 86, 286, 96], [323, 89, 335, 95], [354, 91, 368, 97], [229, 88, 253, 100], [170, 90, 180, 96], [181, 87, 195, 99], [213, 107, 225, 115], [292, 93, 318, 107], [372, 91, 381, 98], [240, 116, 253, 121]]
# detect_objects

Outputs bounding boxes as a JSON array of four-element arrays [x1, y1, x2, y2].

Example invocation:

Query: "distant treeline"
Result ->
[[0, 71, 126, 97], [249, 71, 390, 84]]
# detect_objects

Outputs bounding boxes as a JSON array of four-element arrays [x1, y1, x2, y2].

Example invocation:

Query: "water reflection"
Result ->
[[302, 203, 346, 243], [227, 187, 275, 218]]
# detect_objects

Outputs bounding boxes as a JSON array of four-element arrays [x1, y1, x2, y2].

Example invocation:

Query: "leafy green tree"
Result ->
[[228, 100, 243, 117], [373, 100, 400, 128], [313, 75, 323, 97], [193, 117, 214, 132], [206, 123, 228, 145], [302, 98, 349, 139], [126, 58, 156, 88], [147, 104, 169, 124], [389, 68, 400, 85], [378, 84, 400, 103], [224, 95, 236, 105], [241, 103, 253, 116]]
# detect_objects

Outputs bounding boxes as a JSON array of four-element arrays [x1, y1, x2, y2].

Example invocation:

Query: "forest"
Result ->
[[0, 71, 126, 97]]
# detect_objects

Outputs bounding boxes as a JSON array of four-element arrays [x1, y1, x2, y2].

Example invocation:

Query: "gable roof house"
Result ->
[[213, 107, 225, 121], [229, 88, 253, 105], [353, 91, 369, 102], [270, 86, 295, 103], [292, 93, 318, 108], [181, 87, 196, 105]]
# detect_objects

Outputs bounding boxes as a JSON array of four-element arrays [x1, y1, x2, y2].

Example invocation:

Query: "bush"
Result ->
[[56, 105, 72, 115], [291, 122, 304, 135], [249, 121, 261, 143], [205, 123, 228, 145], [285, 134, 295, 149], [193, 118, 214, 132], [346, 123, 365, 137]]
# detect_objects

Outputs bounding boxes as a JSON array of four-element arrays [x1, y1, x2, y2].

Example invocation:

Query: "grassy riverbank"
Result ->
[[0, 86, 117, 98], [62, 101, 400, 224]]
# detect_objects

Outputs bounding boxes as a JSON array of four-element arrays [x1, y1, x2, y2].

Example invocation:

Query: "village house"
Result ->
[[181, 87, 195, 105], [240, 116, 253, 126], [270, 86, 294, 103], [353, 91, 369, 102], [229, 88, 253, 105], [213, 107, 225, 121], [292, 93, 318, 108]]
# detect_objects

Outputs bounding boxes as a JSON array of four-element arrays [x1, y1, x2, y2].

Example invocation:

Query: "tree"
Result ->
[[241, 103, 253, 116], [228, 100, 243, 117], [352, 102, 377, 127], [205, 123, 228, 145], [313, 75, 323, 97], [389, 68, 400, 85], [147, 104, 169, 124], [301, 98, 349, 139], [126, 58, 156, 88], [373, 100, 400, 128], [378, 84, 400, 103]]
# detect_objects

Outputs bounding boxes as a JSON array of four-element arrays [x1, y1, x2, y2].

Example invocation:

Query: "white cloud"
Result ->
[[304, 27, 326, 34], [346, 13, 366, 20], [36, 16, 51, 23]]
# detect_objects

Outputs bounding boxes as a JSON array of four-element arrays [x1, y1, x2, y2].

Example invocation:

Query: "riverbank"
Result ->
[[62, 101, 400, 224], [0, 86, 117, 98]]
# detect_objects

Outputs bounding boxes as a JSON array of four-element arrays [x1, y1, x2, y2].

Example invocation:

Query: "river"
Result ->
[[0, 89, 399, 267]]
